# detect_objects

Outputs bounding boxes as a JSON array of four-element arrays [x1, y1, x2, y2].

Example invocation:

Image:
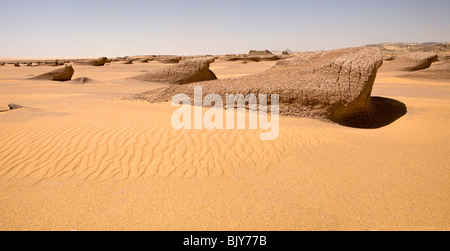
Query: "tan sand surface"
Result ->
[[0, 61, 449, 230]]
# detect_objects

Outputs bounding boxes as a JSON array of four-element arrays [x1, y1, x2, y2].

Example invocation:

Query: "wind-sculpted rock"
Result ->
[[249, 50, 274, 56], [30, 65, 74, 81], [156, 56, 182, 64], [225, 53, 280, 62], [8, 104, 23, 110], [44, 60, 59, 66], [380, 52, 438, 72], [135, 47, 384, 123], [137, 58, 151, 63], [399, 60, 450, 80], [131, 57, 217, 85], [74, 57, 108, 66]]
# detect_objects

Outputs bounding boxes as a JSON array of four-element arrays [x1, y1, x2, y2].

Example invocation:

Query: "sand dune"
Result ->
[[0, 55, 449, 231]]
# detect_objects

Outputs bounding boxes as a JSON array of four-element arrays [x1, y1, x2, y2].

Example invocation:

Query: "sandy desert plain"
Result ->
[[0, 43, 449, 231]]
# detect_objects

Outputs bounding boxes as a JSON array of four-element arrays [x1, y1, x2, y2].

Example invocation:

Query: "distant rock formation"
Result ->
[[249, 50, 273, 56], [137, 58, 152, 63], [221, 50, 287, 62], [74, 57, 108, 66], [135, 47, 383, 122], [224, 54, 281, 62], [380, 52, 438, 72], [131, 57, 217, 85], [44, 60, 59, 66], [398, 60, 450, 80], [8, 104, 23, 110], [14, 62, 20, 67], [113, 57, 126, 62], [156, 56, 182, 64], [123, 60, 134, 64], [0, 62, 5, 66], [369, 42, 450, 53], [30, 65, 74, 81]]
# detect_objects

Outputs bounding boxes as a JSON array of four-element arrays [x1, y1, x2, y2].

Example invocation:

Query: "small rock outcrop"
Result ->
[[131, 57, 217, 85], [30, 65, 74, 81], [8, 104, 23, 110], [135, 47, 383, 123]]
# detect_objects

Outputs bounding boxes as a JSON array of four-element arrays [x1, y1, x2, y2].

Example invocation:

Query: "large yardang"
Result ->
[[131, 57, 218, 85], [74, 57, 108, 66], [380, 52, 438, 72], [136, 47, 383, 123], [30, 65, 75, 81]]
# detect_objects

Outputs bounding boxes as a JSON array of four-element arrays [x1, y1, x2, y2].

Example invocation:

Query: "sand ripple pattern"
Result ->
[[0, 117, 333, 181]]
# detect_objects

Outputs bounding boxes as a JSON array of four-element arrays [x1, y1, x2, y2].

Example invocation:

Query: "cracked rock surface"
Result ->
[[135, 47, 383, 122]]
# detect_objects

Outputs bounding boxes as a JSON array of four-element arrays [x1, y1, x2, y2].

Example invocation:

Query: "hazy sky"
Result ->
[[1, 0, 449, 58]]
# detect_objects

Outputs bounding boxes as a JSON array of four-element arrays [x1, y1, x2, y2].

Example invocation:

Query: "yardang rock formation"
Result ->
[[74, 57, 108, 66], [380, 52, 438, 72], [30, 65, 74, 81], [131, 57, 217, 85], [136, 47, 383, 123]]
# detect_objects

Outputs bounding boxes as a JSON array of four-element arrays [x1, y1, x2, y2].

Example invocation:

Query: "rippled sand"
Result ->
[[0, 60, 448, 230]]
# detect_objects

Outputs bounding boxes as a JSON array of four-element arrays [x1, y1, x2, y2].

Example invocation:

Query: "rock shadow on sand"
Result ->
[[337, 97, 407, 129]]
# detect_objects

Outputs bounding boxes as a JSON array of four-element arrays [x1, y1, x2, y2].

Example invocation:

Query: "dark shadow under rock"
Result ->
[[336, 97, 407, 129]]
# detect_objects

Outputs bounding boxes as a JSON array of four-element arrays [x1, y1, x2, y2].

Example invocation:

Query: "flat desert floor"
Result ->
[[0, 60, 449, 231]]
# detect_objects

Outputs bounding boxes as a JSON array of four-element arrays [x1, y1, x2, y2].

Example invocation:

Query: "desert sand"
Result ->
[[0, 52, 449, 231]]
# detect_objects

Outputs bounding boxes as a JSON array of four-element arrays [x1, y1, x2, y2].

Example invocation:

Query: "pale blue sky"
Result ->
[[0, 0, 449, 57]]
